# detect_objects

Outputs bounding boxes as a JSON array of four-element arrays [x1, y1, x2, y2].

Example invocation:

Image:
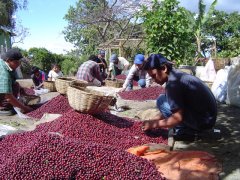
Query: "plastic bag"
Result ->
[[0, 124, 17, 137], [200, 58, 216, 82], [34, 88, 49, 96], [211, 66, 230, 103], [226, 62, 240, 107]]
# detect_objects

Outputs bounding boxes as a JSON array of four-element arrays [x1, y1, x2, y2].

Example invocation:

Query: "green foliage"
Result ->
[[60, 54, 87, 76], [0, 0, 27, 29], [63, 0, 142, 56], [203, 10, 240, 58], [139, 0, 195, 65], [218, 36, 240, 58], [28, 48, 59, 73], [194, 0, 217, 58], [24, 47, 90, 76], [63, 0, 111, 55]]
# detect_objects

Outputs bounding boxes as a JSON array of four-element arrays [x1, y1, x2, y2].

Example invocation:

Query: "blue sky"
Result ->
[[15, 0, 77, 54], [14, 0, 240, 54]]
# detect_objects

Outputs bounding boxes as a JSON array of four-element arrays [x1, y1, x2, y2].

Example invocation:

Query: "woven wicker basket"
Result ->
[[67, 86, 114, 114], [70, 80, 88, 89], [212, 58, 230, 71], [43, 81, 56, 92], [55, 77, 75, 94], [105, 79, 124, 88]]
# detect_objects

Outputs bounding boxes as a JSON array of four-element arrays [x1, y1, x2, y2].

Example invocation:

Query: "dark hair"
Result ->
[[31, 66, 40, 74], [2, 48, 23, 61], [88, 55, 98, 63], [143, 54, 173, 72], [51, 63, 60, 69]]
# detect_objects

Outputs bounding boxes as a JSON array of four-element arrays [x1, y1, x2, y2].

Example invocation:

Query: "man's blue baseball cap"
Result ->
[[134, 54, 145, 64], [99, 50, 105, 55], [143, 54, 173, 70], [110, 54, 118, 62]]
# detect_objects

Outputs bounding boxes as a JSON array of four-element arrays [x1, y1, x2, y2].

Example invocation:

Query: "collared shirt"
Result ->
[[0, 59, 15, 93], [76, 60, 102, 82], [122, 64, 152, 88], [48, 70, 63, 81], [109, 57, 129, 71], [166, 69, 217, 130]]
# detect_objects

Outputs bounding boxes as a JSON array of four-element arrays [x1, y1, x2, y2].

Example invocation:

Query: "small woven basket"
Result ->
[[55, 77, 75, 94], [67, 86, 114, 114], [70, 80, 88, 89], [43, 81, 56, 92], [105, 79, 124, 88]]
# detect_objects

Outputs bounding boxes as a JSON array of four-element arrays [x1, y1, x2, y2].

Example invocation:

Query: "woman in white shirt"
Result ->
[[120, 54, 152, 92], [108, 54, 130, 78], [48, 64, 63, 81]]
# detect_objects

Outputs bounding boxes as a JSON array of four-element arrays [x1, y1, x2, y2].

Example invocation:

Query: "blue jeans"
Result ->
[[126, 75, 146, 90], [156, 94, 199, 135]]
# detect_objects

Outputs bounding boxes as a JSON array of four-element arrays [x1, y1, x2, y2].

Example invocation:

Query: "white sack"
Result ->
[[200, 58, 216, 82], [211, 66, 230, 103], [226, 62, 240, 107]]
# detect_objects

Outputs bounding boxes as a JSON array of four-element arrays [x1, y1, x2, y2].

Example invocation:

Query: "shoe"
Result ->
[[0, 108, 15, 116], [173, 133, 196, 141], [172, 128, 196, 141]]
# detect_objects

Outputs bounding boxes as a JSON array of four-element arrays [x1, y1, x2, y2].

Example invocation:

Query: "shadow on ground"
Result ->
[[173, 103, 240, 179]]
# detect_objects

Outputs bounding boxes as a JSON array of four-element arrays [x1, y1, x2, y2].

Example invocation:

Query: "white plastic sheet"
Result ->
[[34, 88, 49, 96], [0, 124, 17, 137]]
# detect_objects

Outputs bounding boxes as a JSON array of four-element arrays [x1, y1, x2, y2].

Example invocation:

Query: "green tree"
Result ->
[[63, 0, 144, 55], [203, 10, 240, 58], [139, 0, 195, 65], [28, 48, 56, 73], [0, 0, 27, 29], [194, 0, 217, 59], [61, 54, 87, 76]]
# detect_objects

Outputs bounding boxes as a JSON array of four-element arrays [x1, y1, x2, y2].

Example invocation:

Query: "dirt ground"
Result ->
[[0, 85, 239, 179], [115, 99, 240, 180]]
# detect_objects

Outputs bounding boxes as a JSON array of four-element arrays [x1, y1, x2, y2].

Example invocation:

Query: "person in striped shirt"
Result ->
[[76, 55, 103, 86]]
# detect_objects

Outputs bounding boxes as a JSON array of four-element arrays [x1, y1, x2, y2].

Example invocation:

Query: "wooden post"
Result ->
[[119, 40, 123, 57]]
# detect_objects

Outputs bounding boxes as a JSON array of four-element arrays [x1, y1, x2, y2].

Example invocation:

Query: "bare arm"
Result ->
[[5, 94, 33, 113], [142, 109, 183, 131]]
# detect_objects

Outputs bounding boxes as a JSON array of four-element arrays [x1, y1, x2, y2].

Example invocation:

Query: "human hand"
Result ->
[[101, 81, 105, 86], [23, 106, 33, 114], [141, 120, 159, 131], [119, 87, 126, 92]]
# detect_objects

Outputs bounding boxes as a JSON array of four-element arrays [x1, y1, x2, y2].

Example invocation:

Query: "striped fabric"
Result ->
[[0, 59, 13, 93], [76, 60, 102, 82]]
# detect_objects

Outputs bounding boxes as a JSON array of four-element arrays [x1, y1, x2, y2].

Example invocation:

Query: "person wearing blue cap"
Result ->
[[0, 48, 33, 115], [120, 54, 152, 92], [108, 54, 130, 79], [142, 53, 217, 141]]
